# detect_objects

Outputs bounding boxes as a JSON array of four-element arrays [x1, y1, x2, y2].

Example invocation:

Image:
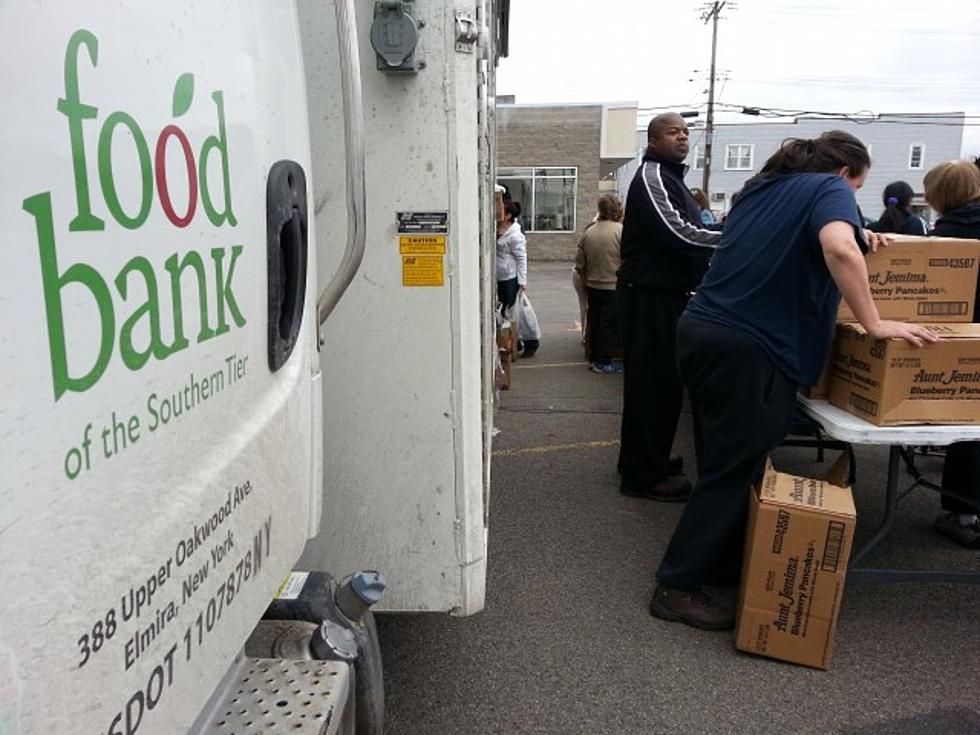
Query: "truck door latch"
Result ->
[[455, 11, 478, 53]]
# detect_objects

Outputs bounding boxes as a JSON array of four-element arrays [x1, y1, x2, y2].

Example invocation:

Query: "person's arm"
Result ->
[[639, 162, 722, 254], [820, 221, 938, 346], [574, 237, 587, 289], [511, 230, 528, 289]]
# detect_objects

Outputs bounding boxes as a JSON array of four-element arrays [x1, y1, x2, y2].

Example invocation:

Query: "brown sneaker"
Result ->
[[933, 512, 980, 549], [649, 584, 735, 631], [620, 475, 691, 502]]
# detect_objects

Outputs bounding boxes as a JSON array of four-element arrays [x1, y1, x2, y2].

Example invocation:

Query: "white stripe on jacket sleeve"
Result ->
[[642, 162, 721, 248]]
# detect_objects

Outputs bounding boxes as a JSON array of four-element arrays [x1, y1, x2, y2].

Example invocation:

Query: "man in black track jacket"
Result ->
[[617, 112, 722, 501]]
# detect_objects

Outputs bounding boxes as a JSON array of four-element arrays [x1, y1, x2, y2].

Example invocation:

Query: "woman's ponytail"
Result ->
[[755, 130, 870, 180]]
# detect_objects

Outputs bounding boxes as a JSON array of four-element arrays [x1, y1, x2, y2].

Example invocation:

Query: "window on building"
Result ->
[[725, 144, 753, 171], [497, 166, 577, 232], [692, 146, 706, 170], [908, 144, 925, 170]]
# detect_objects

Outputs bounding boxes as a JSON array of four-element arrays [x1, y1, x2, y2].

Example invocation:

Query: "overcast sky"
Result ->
[[496, 0, 980, 157]]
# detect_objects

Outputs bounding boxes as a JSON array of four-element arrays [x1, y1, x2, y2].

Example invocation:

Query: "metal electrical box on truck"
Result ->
[[0, 1, 506, 734]]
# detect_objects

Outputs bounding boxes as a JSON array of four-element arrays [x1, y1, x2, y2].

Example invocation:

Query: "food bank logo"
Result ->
[[23, 29, 244, 400]]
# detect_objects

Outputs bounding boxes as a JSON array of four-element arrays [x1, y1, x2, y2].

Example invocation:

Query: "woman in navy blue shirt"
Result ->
[[650, 131, 937, 631]]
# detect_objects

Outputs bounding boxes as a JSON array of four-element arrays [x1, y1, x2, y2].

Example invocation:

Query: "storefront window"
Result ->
[[498, 166, 578, 232]]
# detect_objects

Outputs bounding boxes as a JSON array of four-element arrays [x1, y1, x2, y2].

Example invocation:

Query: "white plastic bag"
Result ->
[[515, 291, 541, 342]]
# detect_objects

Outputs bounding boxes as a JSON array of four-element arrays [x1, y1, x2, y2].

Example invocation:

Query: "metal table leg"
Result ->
[[850, 445, 900, 569], [848, 445, 980, 585]]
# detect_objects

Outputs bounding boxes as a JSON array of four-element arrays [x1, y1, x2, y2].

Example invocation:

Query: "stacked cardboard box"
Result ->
[[816, 237, 980, 423], [837, 236, 980, 323], [829, 322, 980, 425]]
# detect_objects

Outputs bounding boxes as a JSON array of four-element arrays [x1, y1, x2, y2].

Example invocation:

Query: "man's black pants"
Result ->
[[586, 287, 619, 364], [657, 314, 799, 591], [617, 282, 688, 489]]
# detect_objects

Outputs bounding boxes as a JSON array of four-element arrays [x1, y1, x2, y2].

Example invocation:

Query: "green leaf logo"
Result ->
[[172, 73, 195, 117]]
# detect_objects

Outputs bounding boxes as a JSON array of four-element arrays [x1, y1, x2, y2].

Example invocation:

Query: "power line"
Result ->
[[706, 103, 980, 127], [731, 16, 979, 35]]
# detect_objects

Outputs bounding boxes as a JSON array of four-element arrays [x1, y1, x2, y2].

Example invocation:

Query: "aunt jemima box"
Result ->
[[736, 455, 855, 670], [838, 237, 980, 323], [829, 322, 980, 426]]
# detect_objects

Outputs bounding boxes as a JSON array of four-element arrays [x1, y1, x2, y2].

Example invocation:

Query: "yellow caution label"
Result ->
[[399, 235, 447, 255], [402, 255, 444, 287]]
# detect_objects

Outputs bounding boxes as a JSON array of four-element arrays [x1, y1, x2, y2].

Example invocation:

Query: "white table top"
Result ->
[[798, 397, 980, 446]]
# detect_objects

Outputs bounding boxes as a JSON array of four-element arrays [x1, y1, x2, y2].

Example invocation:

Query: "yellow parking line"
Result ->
[[512, 361, 589, 369], [493, 439, 620, 457]]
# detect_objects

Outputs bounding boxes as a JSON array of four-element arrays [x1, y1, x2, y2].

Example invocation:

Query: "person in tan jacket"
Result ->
[[575, 194, 624, 373]]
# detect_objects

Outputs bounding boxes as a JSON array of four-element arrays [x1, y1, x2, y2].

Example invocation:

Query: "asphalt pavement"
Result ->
[[376, 262, 980, 735]]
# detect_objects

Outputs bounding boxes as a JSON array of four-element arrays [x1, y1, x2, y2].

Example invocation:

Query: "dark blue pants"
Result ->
[[586, 287, 619, 363], [498, 278, 519, 313], [657, 314, 799, 591]]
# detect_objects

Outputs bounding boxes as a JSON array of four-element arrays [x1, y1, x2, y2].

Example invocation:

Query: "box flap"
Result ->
[[839, 322, 980, 340], [823, 451, 850, 488], [758, 460, 855, 518], [885, 234, 980, 247]]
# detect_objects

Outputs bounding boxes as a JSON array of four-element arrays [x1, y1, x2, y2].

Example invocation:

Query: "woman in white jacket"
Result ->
[[496, 200, 536, 356], [496, 200, 527, 312]]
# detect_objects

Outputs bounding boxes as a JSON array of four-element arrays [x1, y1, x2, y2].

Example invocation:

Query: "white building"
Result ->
[[615, 113, 966, 223]]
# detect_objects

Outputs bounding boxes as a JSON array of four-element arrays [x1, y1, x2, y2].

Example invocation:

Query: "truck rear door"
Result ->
[[295, 0, 496, 616], [0, 3, 320, 733]]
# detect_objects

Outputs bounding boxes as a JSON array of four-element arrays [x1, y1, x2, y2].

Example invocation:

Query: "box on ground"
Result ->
[[736, 455, 855, 670], [838, 236, 980, 323], [829, 322, 980, 426]]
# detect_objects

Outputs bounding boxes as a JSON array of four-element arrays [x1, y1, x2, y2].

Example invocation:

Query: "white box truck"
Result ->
[[0, 1, 504, 732]]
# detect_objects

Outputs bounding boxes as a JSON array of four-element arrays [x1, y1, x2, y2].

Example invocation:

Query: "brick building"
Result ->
[[496, 102, 637, 260]]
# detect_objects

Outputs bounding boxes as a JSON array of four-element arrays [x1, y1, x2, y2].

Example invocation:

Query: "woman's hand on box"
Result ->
[[866, 320, 940, 347], [863, 229, 892, 253]]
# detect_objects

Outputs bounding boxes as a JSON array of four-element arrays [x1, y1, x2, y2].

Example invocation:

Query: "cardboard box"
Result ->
[[736, 456, 855, 670], [800, 353, 832, 399], [838, 236, 980, 323], [828, 322, 980, 426]]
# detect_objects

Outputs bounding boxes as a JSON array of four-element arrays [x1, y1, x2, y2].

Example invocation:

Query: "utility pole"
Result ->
[[700, 1, 726, 197]]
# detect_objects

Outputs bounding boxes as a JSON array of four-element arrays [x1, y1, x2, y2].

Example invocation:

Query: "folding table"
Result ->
[[796, 397, 980, 584]]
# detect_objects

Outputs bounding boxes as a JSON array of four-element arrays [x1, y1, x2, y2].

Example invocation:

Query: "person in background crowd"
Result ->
[[923, 159, 980, 548], [496, 199, 527, 314], [576, 194, 624, 373], [867, 180, 928, 235], [690, 187, 716, 225], [617, 112, 723, 502], [650, 131, 936, 631], [496, 199, 538, 357]]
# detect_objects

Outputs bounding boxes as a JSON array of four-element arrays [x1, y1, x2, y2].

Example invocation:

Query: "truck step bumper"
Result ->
[[195, 656, 353, 734]]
